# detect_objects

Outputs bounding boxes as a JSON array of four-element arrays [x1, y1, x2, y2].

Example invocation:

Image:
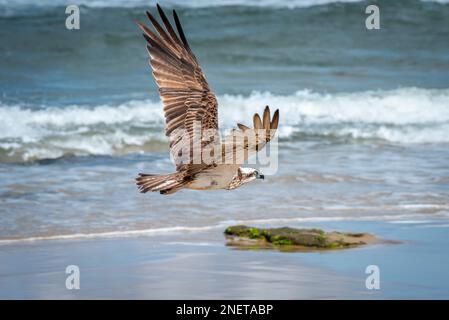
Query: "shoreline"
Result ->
[[0, 212, 444, 246], [1, 219, 448, 299]]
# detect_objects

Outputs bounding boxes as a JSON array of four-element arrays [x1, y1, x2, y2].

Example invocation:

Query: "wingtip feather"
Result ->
[[172, 9, 190, 50], [237, 123, 250, 131], [270, 109, 279, 130], [253, 114, 262, 130], [263, 106, 270, 129]]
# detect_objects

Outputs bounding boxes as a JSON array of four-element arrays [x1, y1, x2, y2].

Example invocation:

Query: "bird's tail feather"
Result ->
[[136, 172, 184, 194]]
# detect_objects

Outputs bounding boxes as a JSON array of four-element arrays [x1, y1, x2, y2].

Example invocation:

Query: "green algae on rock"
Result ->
[[224, 225, 379, 251]]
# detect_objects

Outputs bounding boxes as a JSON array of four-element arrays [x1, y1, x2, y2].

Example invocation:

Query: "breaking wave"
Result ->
[[1, 87, 449, 163]]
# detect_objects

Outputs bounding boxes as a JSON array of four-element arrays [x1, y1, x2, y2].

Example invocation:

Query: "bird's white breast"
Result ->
[[187, 165, 239, 190]]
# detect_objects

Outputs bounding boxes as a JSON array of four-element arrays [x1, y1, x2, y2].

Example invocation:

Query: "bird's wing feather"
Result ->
[[138, 5, 219, 171], [221, 106, 279, 164]]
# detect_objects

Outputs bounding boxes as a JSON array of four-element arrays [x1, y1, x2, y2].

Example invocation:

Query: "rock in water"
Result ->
[[224, 225, 381, 251]]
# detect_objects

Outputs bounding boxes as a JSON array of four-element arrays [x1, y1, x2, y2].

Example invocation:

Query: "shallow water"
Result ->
[[1, 219, 448, 299]]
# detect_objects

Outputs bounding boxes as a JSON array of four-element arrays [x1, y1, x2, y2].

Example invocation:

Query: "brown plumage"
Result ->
[[136, 5, 279, 195]]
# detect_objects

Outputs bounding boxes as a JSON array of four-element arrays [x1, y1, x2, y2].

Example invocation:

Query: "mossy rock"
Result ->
[[224, 225, 380, 251]]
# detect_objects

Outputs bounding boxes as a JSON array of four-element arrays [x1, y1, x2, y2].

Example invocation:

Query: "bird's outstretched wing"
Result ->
[[138, 5, 219, 170], [221, 106, 279, 164]]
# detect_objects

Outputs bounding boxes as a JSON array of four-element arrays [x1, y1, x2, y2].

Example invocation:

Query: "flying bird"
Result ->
[[136, 4, 279, 195]]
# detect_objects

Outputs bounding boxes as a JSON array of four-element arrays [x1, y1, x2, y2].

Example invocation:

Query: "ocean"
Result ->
[[1, 0, 448, 244]]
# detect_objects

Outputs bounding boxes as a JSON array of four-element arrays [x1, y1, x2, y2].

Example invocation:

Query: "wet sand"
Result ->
[[1, 219, 448, 299]]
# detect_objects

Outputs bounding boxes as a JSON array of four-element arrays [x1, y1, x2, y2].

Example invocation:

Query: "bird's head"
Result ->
[[238, 167, 264, 184]]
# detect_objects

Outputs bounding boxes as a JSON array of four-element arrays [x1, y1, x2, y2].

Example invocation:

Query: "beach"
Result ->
[[1, 0, 449, 299], [1, 219, 449, 299]]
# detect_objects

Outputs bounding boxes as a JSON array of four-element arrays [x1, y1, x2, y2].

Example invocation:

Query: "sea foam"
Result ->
[[1, 87, 449, 162]]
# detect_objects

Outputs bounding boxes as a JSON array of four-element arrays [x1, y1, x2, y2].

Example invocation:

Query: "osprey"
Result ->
[[136, 5, 279, 195]]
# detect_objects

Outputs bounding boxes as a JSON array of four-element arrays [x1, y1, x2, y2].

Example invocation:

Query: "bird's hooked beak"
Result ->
[[256, 171, 265, 180]]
